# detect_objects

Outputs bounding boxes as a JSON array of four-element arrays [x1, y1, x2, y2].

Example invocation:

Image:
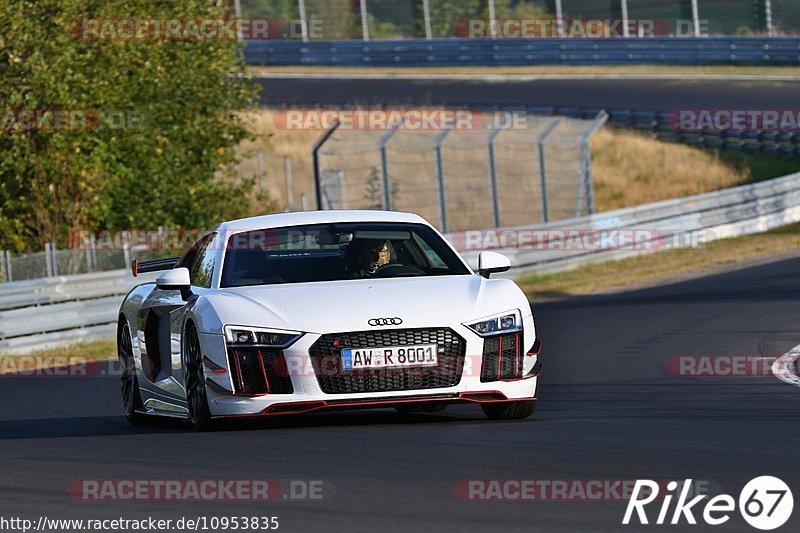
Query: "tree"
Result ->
[[0, 0, 262, 252]]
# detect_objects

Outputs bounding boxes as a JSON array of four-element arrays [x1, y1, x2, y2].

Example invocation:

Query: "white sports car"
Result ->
[[118, 210, 541, 429]]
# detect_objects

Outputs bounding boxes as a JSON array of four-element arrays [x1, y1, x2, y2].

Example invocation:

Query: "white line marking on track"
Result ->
[[772, 344, 800, 388], [249, 73, 800, 82]]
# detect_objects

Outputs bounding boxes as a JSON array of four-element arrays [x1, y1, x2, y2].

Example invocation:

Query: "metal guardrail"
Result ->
[[245, 37, 800, 66], [2, 172, 800, 353], [0, 270, 158, 354], [0, 270, 157, 312], [454, 171, 800, 275], [0, 297, 121, 339]]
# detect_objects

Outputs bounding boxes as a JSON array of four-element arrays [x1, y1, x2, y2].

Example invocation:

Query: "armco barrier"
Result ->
[[0, 271, 157, 354], [453, 171, 800, 275], [0, 269, 157, 312], [2, 172, 800, 353], [245, 37, 800, 67]]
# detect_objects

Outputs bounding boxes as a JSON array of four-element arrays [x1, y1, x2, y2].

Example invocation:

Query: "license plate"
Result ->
[[341, 344, 438, 370]]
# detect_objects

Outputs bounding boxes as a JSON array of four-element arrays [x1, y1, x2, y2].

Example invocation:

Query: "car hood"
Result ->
[[204, 275, 528, 334]]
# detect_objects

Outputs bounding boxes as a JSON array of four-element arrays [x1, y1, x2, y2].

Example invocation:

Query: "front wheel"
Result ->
[[481, 400, 536, 420], [184, 324, 213, 430], [119, 319, 145, 425]]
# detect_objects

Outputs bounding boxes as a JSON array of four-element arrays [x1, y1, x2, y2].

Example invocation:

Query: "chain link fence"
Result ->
[[0, 236, 178, 283], [313, 112, 607, 233], [239, 1, 798, 39]]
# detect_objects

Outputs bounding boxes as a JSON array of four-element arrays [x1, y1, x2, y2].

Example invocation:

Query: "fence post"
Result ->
[[297, 0, 309, 42], [691, 0, 701, 37], [359, 0, 370, 41], [537, 117, 562, 223], [312, 119, 340, 210], [45, 242, 58, 277], [422, 0, 433, 39], [487, 127, 503, 228], [621, 0, 630, 38], [233, 0, 243, 41], [83, 234, 97, 271], [379, 123, 401, 211], [257, 149, 266, 193], [91, 234, 98, 270], [488, 0, 497, 39], [579, 111, 608, 216], [765, 0, 773, 37], [433, 127, 452, 232], [284, 155, 293, 211], [555, 0, 565, 38], [122, 231, 132, 269], [300, 193, 308, 211], [1, 250, 11, 282]]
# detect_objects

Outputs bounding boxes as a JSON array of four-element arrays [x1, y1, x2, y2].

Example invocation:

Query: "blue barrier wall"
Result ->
[[245, 37, 800, 66]]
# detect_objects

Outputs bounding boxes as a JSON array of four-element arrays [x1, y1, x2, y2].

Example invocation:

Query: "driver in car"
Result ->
[[353, 239, 426, 278], [358, 239, 392, 277]]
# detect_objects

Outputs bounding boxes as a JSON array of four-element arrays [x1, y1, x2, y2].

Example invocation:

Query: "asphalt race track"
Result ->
[[1, 257, 800, 532], [256, 75, 800, 111]]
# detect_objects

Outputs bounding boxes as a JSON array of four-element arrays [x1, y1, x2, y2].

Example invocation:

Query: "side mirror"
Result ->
[[477, 251, 511, 279], [156, 267, 192, 300]]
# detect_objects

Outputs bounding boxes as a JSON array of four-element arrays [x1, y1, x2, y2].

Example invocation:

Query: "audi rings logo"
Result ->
[[368, 317, 403, 327]]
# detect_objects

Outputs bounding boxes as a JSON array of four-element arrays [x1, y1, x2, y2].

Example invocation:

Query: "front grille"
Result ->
[[480, 332, 523, 382], [228, 348, 294, 395], [308, 328, 466, 394]]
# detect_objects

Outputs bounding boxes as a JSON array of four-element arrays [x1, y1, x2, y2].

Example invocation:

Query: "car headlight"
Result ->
[[464, 310, 522, 337], [224, 325, 304, 348]]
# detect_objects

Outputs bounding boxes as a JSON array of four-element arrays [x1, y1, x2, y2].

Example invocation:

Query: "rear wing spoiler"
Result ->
[[131, 257, 180, 277]]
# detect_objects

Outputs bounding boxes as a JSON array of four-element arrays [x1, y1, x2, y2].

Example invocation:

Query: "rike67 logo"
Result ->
[[623, 477, 793, 530]]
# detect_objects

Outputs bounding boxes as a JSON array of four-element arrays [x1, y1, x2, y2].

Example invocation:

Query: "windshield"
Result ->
[[220, 222, 470, 287]]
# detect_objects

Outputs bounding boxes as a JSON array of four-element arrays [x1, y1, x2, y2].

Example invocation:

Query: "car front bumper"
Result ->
[[199, 322, 540, 418]]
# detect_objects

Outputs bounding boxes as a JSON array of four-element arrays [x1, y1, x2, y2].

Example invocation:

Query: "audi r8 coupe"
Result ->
[[118, 210, 541, 429]]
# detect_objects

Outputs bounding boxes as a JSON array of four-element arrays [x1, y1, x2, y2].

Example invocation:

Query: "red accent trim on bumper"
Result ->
[[205, 378, 270, 397], [527, 338, 542, 357], [202, 356, 227, 373], [219, 391, 537, 418]]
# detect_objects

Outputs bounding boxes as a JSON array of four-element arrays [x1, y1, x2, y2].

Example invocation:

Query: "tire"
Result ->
[[395, 403, 448, 414], [481, 400, 536, 420], [184, 323, 213, 430], [119, 318, 146, 425]]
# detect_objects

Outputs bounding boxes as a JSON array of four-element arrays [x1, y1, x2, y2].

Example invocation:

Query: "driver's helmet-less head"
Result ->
[[358, 239, 391, 274]]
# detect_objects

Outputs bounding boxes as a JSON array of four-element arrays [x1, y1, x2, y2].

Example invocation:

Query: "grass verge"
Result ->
[[591, 128, 800, 211], [37, 339, 117, 359], [0, 338, 116, 373], [518, 222, 800, 300]]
